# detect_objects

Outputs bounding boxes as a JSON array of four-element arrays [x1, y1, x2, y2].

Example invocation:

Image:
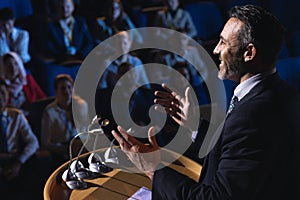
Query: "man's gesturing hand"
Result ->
[[112, 126, 160, 180], [154, 84, 196, 132]]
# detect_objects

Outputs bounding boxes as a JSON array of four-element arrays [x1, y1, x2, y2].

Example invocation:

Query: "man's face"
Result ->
[[213, 18, 244, 81], [55, 80, 73, 104], [0, 19, 14, 35], [59, 0, 74, 19], [113, 1, 121, 20], [0, 85, 8, 112], [167, 0, 179, 11], [119, 32, 131, 53]]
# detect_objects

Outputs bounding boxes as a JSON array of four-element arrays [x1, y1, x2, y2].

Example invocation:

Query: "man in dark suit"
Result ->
[[112, 5, 300, 199], [45, 0, 93, 63]]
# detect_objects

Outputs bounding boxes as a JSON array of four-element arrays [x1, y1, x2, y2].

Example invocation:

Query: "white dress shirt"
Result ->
[[0, 27, 31, 63], [41, 96, 89, 149], [1, 107, 39, 163]]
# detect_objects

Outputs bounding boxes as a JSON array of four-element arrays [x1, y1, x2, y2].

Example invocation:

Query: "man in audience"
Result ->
[[0, 7, 31, 64], [0, 80, 39, 199], [98, 31, 149, 89], [45, 0, 93, 63], [112, 5, 300, 199], [154, 0, 197, 38]]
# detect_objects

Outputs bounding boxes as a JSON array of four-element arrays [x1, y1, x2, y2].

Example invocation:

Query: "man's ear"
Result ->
[[243, 43, 256, 62]]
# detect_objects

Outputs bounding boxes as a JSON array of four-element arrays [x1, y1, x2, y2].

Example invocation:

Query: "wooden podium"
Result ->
[[44, 148, 202, 200]]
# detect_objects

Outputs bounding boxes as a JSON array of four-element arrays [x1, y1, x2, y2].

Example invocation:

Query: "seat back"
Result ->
[[28, 96, 55, 140], [276, 57, 300, 94], [185, 2, 224, 41]]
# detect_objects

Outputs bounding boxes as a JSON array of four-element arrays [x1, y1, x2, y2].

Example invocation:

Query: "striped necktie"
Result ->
[[227, 95, 238, 114]]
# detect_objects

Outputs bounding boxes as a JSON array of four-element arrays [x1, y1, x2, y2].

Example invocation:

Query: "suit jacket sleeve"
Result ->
[[152, 97, 285, 200]]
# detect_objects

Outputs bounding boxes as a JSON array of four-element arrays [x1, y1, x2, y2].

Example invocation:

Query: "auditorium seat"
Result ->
[[184, 2, 224, 41], [276, 57, 300, 94], [28, 96, 55, 141], [0, 0, 33, 18]]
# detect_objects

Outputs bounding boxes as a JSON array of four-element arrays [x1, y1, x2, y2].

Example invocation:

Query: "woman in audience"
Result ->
[[41, 74, 88, 166], [91, 0, 143, 46], [0, 52, 46, 115]]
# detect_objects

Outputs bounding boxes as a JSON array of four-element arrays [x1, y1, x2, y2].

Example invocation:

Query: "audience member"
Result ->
[[112, 5, 300, 200], [154, 0, 197, 38], [0, 52, 46, 116], [44, 0, 94, 63], [0, 7, 31, 64], [41, 74, 88, 166], [154, 29, 207, 84], [98, 31, 149, 89], [170, 61, 210, 105], [90, 0, 143, 46], [0, 80, 39, 199], [15, 0, 53, 57]]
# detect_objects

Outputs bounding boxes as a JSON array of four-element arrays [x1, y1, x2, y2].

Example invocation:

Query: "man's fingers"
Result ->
[[112, 130, 130, 150], [173, 92, 183, 102], [154, 90, 173, 99], [176, 111, 185, 120], [148, 127, 158, 149], [154, 98, 172, 107], [161, 83, 173, 93], [117, 126, 141, 146], [171, 116, 183, 126], [185, 87, 191, 103]]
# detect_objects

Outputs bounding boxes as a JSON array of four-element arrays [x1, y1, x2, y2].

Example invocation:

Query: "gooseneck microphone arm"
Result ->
[[68, 131, 87, 169]]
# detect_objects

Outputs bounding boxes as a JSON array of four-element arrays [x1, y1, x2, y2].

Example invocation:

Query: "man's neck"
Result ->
[[240, 73, 255, 83], [61, 16, 73, 24], [57, 100, 71, 110]]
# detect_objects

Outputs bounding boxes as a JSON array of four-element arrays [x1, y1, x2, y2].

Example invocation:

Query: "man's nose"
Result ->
[[213, 45, 220, 55]]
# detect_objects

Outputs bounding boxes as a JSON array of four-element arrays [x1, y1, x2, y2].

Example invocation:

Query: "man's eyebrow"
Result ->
[[219, 35, 227, 42]]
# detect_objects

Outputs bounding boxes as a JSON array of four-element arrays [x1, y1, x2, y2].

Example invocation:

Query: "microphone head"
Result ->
[[62, 169, 75, 182], [61, 169, 88, 190], [70, 160, 94, 179], [88, 153, 113, 173]]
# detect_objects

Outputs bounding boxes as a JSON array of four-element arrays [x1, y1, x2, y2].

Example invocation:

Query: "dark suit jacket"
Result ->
[[153, 73, 300, 200], [45, 16, 94, 62]]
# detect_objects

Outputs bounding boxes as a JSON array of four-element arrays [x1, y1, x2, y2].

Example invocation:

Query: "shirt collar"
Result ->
[[234, 68, 276, 101]]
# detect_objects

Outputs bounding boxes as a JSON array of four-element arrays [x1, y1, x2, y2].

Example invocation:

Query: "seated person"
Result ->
[[44, 0, 94, 63], [41, 74, 88, 165], [153, 0, 197, 38], [169, 61, 210, 105], [91, 0, 143, 46], [0, 7, 31, 64], [98, 31, 149, 89], [0, 80, 39, 198], [0, 52, 46, 115]]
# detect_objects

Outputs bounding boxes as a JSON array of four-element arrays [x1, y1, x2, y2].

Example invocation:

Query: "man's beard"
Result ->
[[218, 52, 244, 81]]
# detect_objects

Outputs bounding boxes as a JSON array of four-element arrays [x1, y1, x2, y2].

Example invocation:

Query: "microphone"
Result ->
[[88, 117, 112, 173], [61, 131, 88, 190], [62, 115, 110, 189]]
